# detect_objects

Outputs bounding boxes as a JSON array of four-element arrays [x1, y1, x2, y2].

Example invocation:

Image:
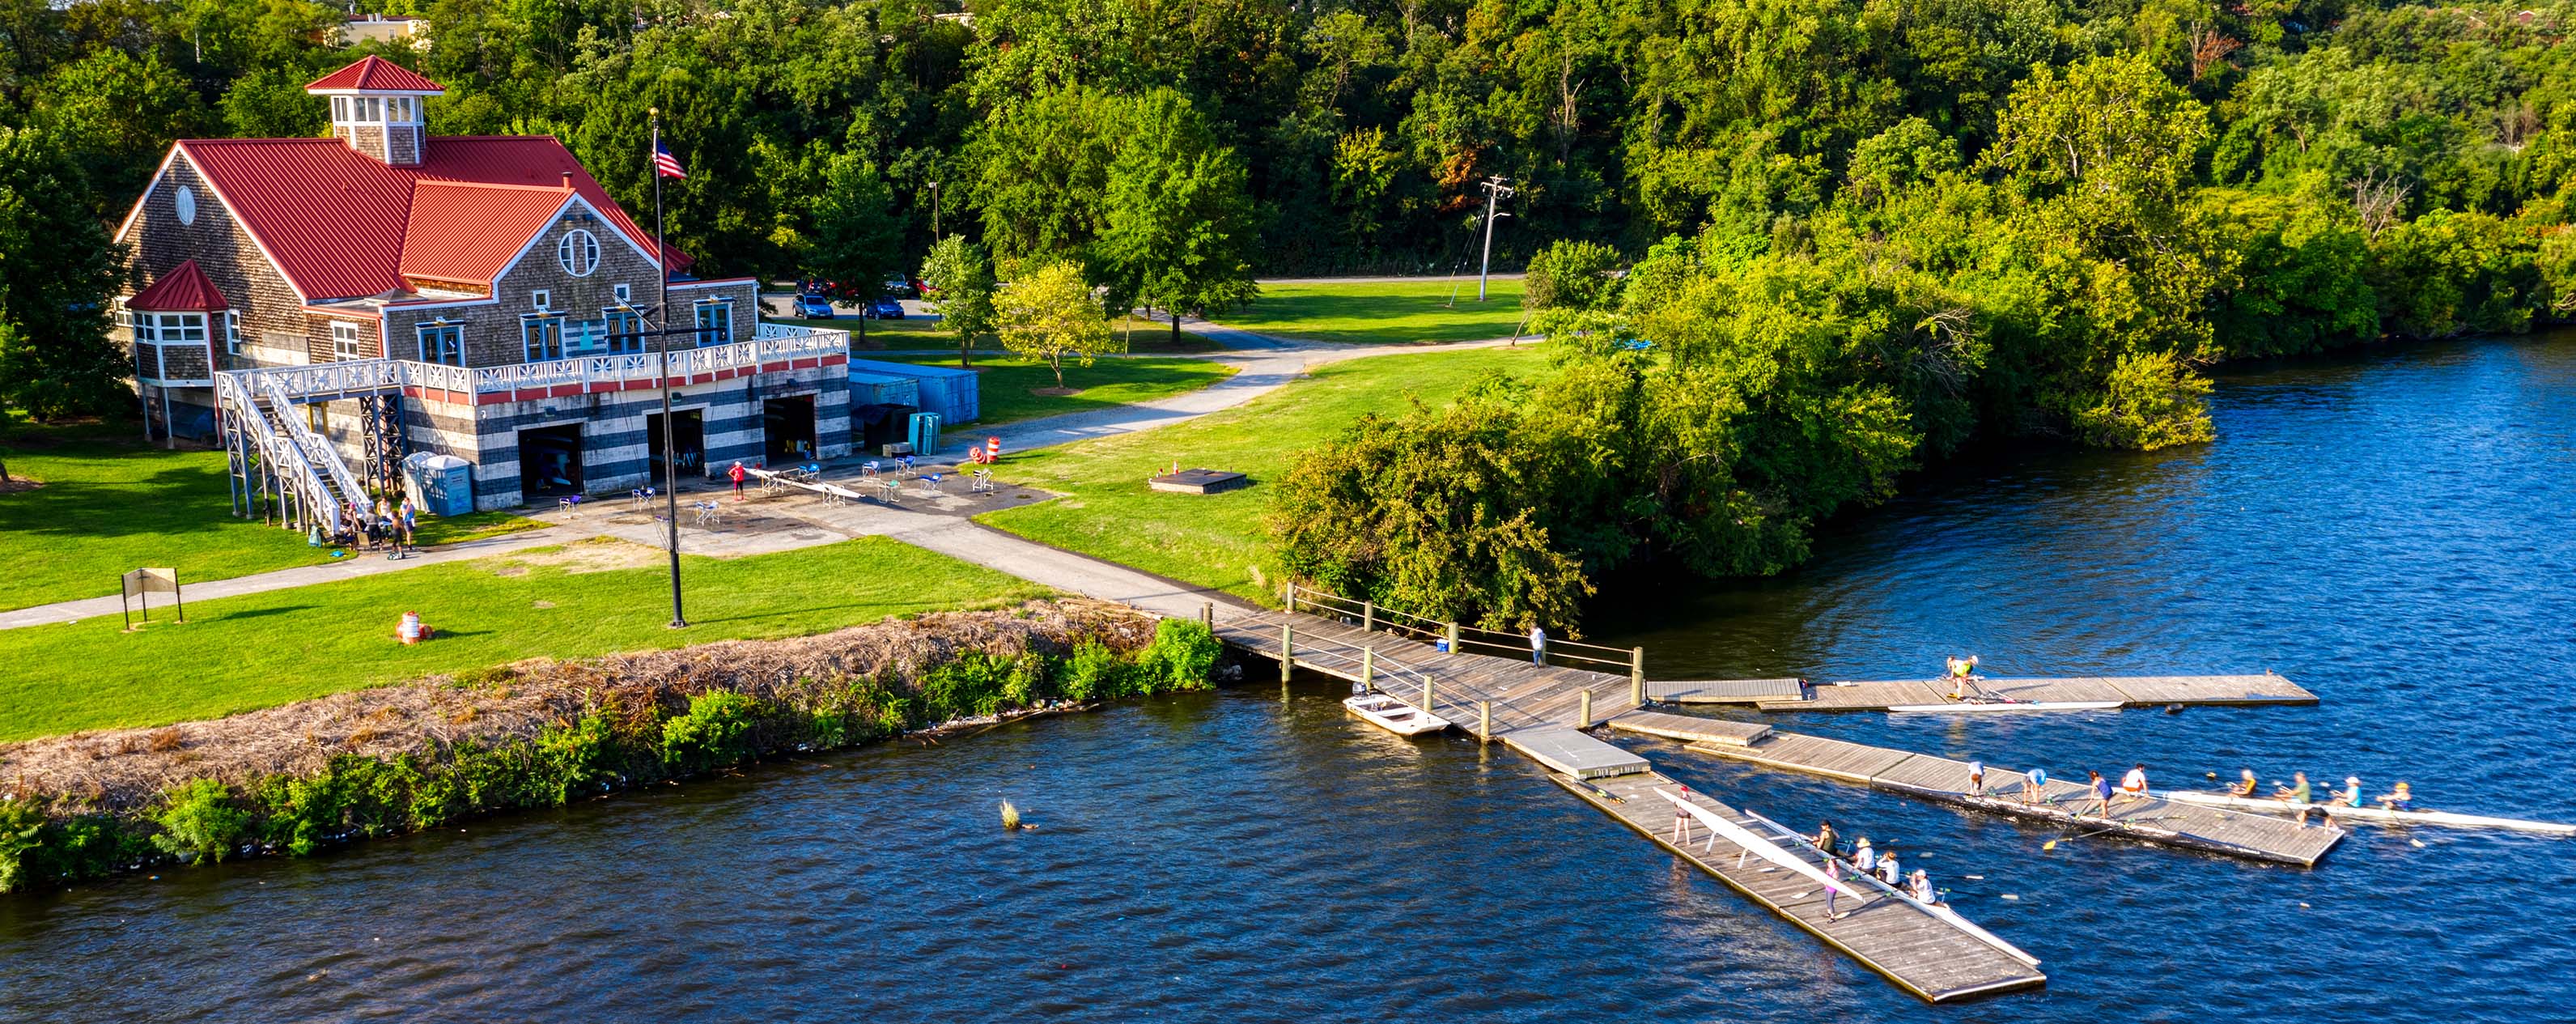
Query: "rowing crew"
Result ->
[[2227, 769, 2415, 818], [1807, 821, 1942, 907], [1967, 760, 2156, 817]]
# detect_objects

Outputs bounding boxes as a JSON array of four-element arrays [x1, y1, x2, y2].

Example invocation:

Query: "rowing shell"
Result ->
[[1887, 701, 2124, 714], [2163, 790, 2576, 835]]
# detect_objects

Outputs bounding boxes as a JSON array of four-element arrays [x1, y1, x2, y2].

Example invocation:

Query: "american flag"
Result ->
[[651, 141, 687, 179]]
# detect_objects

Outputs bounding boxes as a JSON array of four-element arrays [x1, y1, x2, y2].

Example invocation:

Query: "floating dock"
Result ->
[[1675, 729, 2345, 866], [1212, 603, 2048, 1001], [1742, 674, 2316, 712], [1560, 763, 2047, 1002]]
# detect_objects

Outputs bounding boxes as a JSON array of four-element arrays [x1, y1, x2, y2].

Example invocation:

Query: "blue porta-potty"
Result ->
[[402, 453, 475, 516], [908, 413, 942, 455]]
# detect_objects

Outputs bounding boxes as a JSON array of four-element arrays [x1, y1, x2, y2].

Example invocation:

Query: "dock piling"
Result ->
[[1579, 689, 1593, 728], [1630, 648, 1645, 707], [1479, 700, 1492, 741], [1424, 672, 1435, 716], [1362, 645, 1375, 689], [1280, 623, 1294, 683], [1362, 600, 1375, 634], [1445, 621, 1460, 654]]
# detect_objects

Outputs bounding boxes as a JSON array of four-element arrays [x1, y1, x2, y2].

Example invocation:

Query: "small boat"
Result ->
[[1344, 692, 1451, 736], [1888, 700, 2123, 714], [2163, 790, 2576, 835]]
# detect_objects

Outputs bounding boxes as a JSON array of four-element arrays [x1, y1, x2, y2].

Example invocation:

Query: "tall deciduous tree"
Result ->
[[994, 261, 1114, 389], [0, 126, 128, 421], [26, 47, 205, 215], [919, 235, 997, 368], [1095, 89, 1259, 346]]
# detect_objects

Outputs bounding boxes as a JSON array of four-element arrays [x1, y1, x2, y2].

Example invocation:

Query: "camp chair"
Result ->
[[970, 469, 996, 495]]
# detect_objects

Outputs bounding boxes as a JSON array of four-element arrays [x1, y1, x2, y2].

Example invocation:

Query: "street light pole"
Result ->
[[651, 108, 687, 630], [1477, 176, 1514, 302]]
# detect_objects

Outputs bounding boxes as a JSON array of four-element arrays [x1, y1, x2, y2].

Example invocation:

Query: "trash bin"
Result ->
[[402, 453, 475, 516]]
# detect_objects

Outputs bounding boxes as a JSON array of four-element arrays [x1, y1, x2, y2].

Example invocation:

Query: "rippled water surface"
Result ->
[[6, 336, 2576, 1021]]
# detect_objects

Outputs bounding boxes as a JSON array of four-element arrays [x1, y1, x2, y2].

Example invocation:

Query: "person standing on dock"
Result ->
[[2023, 767, 2049, 805], [1824, 857, 1845, 920], [1968, 760, 1986, 797], [1529, 625, 1547, 665], [2120, 764, 2150, 806], [2087, 771, 2116, 818]]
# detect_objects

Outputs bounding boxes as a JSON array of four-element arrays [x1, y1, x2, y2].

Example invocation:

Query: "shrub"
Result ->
[[535, 715, 617, 803], [660, 690, 759, 775], [151, 779, 251, 865], [0, 800, 42, 893], [1060, 639, 1131, 701], [1134, 618, 1221, 692]]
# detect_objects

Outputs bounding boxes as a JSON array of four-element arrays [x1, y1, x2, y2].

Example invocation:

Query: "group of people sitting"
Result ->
[[1809, 821, 1940, 905], [2230, 769, 2413, 819], [324, 497, 418, 557], [1967, 760, 2156, 818]]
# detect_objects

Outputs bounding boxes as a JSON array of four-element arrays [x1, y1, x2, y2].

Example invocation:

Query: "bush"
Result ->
[[0, 800, 42, 893], [660, 690, 760, 775], [1524, 240, 1623, 312], [151, 779, 251, 865], [1134, 618, 1222, 692], [1060, 639, 1132, 701]]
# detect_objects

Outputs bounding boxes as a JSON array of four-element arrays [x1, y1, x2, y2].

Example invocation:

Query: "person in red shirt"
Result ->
[[728, 460, 747, 501]]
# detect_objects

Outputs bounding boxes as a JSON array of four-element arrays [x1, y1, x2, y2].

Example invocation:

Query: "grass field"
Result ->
[[0, 536, 1052, 740], [976, 345, 1549, 603], [879, 354, 1238, 426], [1216, 278, 1527, 345], [0, 418, 540, 612], [768, 314, 1220, 354]]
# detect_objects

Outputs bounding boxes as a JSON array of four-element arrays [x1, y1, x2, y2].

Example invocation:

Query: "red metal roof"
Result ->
[[128, 260, 229, 311], [303, 56, 444, 94], [172, 135, 681, 300], [400, 181, 572, 285]]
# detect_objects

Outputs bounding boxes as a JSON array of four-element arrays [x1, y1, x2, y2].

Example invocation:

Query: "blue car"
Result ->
[[792, 294, 834, 318], [864, 296, 906, 319]]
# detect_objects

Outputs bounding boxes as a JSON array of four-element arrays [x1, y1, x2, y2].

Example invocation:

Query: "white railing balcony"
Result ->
[[217, 326, 854, 404]]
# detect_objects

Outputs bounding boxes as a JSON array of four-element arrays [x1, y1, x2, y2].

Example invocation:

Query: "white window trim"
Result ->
[[532, 289, 551, 311], [225, 310, 242, 355], [613, 283, 631, 303], [557, 230, 601, 278], [331, 320, 365, 359], [693, 299, 734, 347]]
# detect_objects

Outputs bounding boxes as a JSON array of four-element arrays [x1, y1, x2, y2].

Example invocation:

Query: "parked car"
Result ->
[[883, 276, 917, 298], [792, 294, 835, 318], [864, 295, 906, 319]]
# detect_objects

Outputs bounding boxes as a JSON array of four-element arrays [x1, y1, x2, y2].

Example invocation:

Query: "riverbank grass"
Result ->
[[1212, 278, 1527, 345], [0, 416, 541, 612], [0, 536, 1052, 741], [975, 345, 1549, 602]]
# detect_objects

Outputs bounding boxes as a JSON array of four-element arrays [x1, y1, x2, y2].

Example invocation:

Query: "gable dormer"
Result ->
[[304, 56, 444, 168]]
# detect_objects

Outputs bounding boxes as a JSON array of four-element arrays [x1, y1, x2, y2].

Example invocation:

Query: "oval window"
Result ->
[[558, 228, 601, 277], [176, 185, 197, 226]]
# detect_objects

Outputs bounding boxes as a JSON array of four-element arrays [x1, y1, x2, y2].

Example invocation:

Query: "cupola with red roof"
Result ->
[[305, 56, 445, 168]]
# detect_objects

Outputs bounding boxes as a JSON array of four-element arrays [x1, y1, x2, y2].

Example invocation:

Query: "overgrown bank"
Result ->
[[0, 601, 1225, 894]]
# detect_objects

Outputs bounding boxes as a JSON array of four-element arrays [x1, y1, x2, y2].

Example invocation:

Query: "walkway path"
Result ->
[[0, 526, 581, 630]]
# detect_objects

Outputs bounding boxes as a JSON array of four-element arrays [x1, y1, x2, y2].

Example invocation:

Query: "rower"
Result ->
[[2277, 771, 2315, 826], [1968, 760, 1986, 797], [1813, 820, 1839, 857], [2227, 768, 2260, 797], [2022, 766, 2050, 805], [1946, 654, 1981, 699], [2119, 763, 2150, 805], [2377, 781, 2414, 812], [1852, 837, 1876, 873], [1877, 848, 1901, 886], [2087, 771, 2116, 818], [2336, 775, 2363, 808], [1908, 869, 1935, 903]]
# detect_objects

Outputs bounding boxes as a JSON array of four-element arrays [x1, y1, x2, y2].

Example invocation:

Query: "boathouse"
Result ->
[[109, 56, 859, 523]]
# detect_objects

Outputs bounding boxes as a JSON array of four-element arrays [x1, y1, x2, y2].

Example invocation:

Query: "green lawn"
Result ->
[[1215, 278, 1528, 345], [880, 354, 1238, 426], [772, 315, 1224, 355], [0, 536, 1053, 741], [0, 419, 538, 612], [976, 345, 1550, 603]]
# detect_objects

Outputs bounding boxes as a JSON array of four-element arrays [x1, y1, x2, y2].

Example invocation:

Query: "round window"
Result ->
[[558, 229, 601, 277], [175, 185, 197, 226]]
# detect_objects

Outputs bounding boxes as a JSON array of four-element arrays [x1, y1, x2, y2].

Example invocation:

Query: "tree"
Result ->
[[1095, 89, 1260, 346], [0, 126, 129, 422], [805, 152, 904, 345], [1523, 240, 1623, 312], [919, 235, 997, 368], [26, 48, 206, 216], [994, 261, 1114, 389]]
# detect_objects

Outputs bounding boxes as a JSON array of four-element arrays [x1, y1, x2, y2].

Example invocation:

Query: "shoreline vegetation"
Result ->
[[0, 601, 1229, 895]]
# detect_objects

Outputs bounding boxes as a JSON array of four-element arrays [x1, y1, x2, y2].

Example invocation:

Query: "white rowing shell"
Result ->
[[1886, 701, 2124, 713], [1654, 788, 1859, 898], [2162, 790, 2576, 835]]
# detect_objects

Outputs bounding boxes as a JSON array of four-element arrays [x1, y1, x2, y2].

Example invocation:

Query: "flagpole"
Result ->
[[652, 108, 686, 629]]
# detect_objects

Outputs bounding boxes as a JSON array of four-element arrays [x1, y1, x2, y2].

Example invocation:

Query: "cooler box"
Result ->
[[403, 453, 475, 516]]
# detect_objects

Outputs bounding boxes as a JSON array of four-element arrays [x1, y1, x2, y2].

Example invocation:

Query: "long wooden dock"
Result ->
[[1674, 729, 2345, 866], [1208, 602, 2048, 1001], [1561, 766, 2047, 1001], [1738, 674, 2316, 712]]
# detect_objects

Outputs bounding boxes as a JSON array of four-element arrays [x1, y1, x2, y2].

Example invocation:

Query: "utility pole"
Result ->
[[1477, 176, 1514, 302]]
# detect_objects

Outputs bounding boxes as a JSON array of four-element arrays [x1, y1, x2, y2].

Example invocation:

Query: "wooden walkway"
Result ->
[[1748, 674, 2315, 712], [1606, 709, 1772, 747], [1214, 609, 1642, 736], [1562, 767, 2047, 1002], [1677, 730, 2345, 866]]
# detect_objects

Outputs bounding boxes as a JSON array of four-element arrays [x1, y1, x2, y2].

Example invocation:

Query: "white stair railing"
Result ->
[[262, 376, 369, 515]]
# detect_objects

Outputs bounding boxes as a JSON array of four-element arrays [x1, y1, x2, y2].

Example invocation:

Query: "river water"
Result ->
[[5, 336, 2574, 1021]]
